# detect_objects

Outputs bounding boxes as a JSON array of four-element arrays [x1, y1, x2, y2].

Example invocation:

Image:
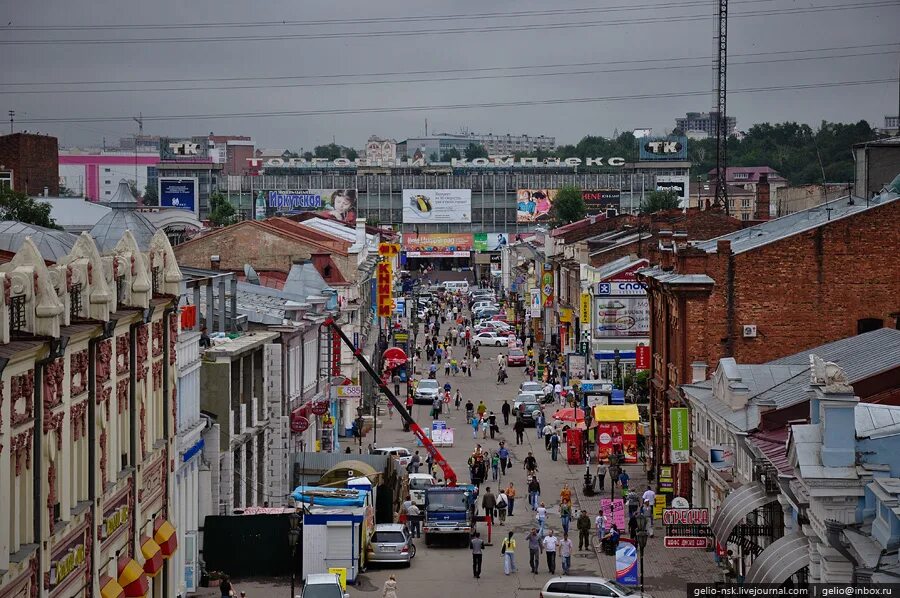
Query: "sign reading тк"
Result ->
[[247, 156, 628, 169]]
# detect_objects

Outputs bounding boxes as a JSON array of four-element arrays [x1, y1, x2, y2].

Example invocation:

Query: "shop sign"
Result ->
[[595, 281, 647, 296], [378, 243, 400, 257], [670, 408, 690, 464], [658, 466, 674, 496], [103, 504, 130, 541], [653, 495, 667, 519], [664, 536, 708, 548], [248, 156, 626, 169], [49, 528, 88, 591], [635, 345, 651, 370], [639, 136, 688, 161], [290, 414, 310, 433], [580, 293, 592, 326], [662, 508, 709, 526], [541, 263, 554, 308], [332, 385, 362, 399], [710, 445, 735, 470], [559, 308, 573, 324], [376, 262, 393, 317], [311, 400, 330, 416]]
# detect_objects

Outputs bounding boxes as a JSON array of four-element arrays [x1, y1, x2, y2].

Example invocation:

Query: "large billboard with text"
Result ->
[[473, 233, 509, 252], [655, 176, 690, 209], [403, 233, 473, 257], [265, 189, 357, 225], [639, 136, 688, 161], [582, 189, 621, 215], [402, 189, 471, 224], [516, 189, 558, 223]]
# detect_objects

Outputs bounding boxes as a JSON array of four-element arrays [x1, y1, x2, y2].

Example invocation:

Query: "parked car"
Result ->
[[366, 523, 416, 567], [473, 331, 504, 346], [540, 576, 650, 598], [507, 348, 526, 366], [408, 472, 436, 506], [514, 394, 541, 409], [413, 379, 440, 404], [520, 381, 545, 393], [516, 402, 542, 426], [471, 300, 498, 312], [473, 307, 500, 319], [301, 573, 350, 598], [371, 446, 413, 467]]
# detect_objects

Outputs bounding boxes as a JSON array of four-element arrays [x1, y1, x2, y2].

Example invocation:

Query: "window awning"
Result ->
[[744, 532, 810, 584], [153, 518, 178, 558], [117, 556, 149, 598], [140, 536, 164, 578], [710, 482, 778, 543]]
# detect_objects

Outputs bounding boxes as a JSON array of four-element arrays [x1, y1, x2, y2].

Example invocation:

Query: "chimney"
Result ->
[[716, 239, 731, 255], [355, 217, 367, 248], [755, 173, 770, 220], [808, 355, 859, 468], [691, 361, 708, 383]]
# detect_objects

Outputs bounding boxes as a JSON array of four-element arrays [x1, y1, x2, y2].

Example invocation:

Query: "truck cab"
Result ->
[[423, 485, 477, 546]]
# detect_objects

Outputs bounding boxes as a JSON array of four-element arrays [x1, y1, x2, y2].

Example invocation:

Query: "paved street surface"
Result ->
[[199, 295, 722, 597]]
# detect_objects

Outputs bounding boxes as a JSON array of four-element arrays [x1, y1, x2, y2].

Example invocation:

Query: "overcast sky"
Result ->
[[3, 0, 898, 150]]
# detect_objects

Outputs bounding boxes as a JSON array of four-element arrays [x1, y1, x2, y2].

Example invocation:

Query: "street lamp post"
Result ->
[[608, 453, 621, 502], [288, 512, 301, 598], [636, 512, 649, 595]]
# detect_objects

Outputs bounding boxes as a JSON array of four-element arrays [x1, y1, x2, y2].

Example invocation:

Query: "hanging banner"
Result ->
[[403, 233, 473, 257], [540, 263, 554, 308], [615, 541, 639, 586], [529, 289, 541, 318], [376, 262, 393, 317], [670, 408, 690, 464], [635, 345, 651, 370], [580, 292, 592, 326]]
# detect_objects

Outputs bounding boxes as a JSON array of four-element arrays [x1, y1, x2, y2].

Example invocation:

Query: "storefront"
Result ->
[[593, 404, 641, 463], [47, 524, 91, 598]]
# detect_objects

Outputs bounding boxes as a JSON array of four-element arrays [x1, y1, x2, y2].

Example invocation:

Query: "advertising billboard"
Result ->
[[516, 188, 558, 223], [159, 178, 198, 213], [540, 263, 554, 308], [582, 189, 621, 215], [655, 175, 690, 208], [159, 137, 209, 162], [595, 297, 650, 337], [265, 189, 357, 225], [473, 233, 509, 252], [639, 136, 688, 161], [402, 233, 473, 257], [402, 189, 471, 224], [597, 421, 638, 463], [670, 408, 690, 464]]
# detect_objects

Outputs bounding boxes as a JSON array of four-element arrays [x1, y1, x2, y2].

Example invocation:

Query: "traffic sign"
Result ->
[[579, 341, 590, 355]]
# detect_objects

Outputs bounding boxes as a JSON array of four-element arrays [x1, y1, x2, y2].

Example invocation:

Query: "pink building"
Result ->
[[59, 152, 160, 202]]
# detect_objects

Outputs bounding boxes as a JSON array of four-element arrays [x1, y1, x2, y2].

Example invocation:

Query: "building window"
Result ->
[[104, 168, 111, 173], [857, 318, 883, 334], [741, 213, 750, 221], [104, 180, 111, 185], [105, 191, 111, 196], [151, 267, 161, 294], [9, 294, 26, 333], [733, 173, 749, 180], [741, 199, 751, 208], [69, 283, 83, 320]]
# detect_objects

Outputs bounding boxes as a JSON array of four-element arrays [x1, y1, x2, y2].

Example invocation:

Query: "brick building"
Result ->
[[0, 133, 59, 196], [637, 192, 900, 499]]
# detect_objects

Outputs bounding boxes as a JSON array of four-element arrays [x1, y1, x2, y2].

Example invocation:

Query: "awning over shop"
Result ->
[[99, 575, 125, 598], [153, 518, 178, 558], [117, 556, 149, 598], [140, 536, 163, 577], [710, 482, 779, 543], [744, 532, 810, 584], [592, 404, 640, 422]]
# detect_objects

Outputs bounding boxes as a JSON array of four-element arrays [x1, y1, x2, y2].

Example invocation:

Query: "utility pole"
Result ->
[[713, 0, 729, 215], [8, 110, 14, 134]]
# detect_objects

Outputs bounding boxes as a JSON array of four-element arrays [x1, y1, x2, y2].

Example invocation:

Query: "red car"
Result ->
[[507, 348, 526, 366]]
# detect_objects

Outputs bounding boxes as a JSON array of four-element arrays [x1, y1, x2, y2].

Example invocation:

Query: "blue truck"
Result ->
[[423, 485, 478, 547]]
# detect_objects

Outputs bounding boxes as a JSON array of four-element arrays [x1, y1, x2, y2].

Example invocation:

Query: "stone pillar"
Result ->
[[218, 278, 227, 334], [205, 283, 214, 333]]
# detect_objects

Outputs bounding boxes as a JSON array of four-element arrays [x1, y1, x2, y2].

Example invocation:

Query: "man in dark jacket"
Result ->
[[513, 418, 525, 444], [501, 400, 512, 425], [481, 486, 497, 519], [576, 510, 592, 551]]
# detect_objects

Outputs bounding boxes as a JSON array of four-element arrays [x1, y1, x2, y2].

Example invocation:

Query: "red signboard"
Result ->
[[603, 259, 650, 282], [664, 536, 709, 548], [290, 415, 310, 433], [635, 345, 651, 370], [311, 400, 330, 416], [662, 508, 709, 526]]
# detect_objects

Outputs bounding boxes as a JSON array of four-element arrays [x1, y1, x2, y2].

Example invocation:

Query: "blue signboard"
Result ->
[[159, 178, 197, 212], [638, 136, 688, 161], [616, 541, 639, 585]]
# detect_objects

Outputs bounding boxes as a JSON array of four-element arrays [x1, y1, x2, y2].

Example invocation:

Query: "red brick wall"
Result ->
[[0, 133, 59, 196]]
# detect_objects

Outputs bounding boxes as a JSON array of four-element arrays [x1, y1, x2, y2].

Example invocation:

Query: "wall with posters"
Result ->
[[655, 175, 690, 208], [516, 188, 558, 223], [402, 189, 471, 223], [582, 189, 621, 215], [265, 189, 358, 225], [402, 233, 473, 257], [473, 232, 509, 252], [159, 177, 198, 213]]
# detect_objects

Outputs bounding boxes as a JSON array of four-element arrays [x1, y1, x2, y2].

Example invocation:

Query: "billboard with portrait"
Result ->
[[402, 233, 473, 257], [473, 233, 509, 252], [516, 188, 558, 223], [265, 189, 357, 225], [159, 178, 198, 213], [402, 189, 471, 224], [582, 189, 621, 215]]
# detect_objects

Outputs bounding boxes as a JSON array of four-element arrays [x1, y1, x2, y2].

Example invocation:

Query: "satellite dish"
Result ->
[[244, 263, 260, 285]]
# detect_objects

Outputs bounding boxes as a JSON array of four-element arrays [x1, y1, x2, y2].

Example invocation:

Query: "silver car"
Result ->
[[367, 523, 415, 566], [540, 576, 651, 598]]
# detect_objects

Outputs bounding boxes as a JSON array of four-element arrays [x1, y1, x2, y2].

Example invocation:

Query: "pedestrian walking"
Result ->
[[470, 532, 484, 579], [619, 469, 630, 489], [560, 500, 572, 535], [407, 503, 421, 538], [628, 512, 639, 540], [497, 489, 508, 525], [559, 482, 572, 505], [560, 532, 574, 575], [595, 510, 607, 544], [542, 423, 554, 450], [542, 530, 559, 574], [382, 575, 398, 598], [527, 529, 542, 574], [597, 462, 608, 492], [513, 418, 525, 444], [576, 510, 592, 551], [481, 486, 497, 520], [528, 476, 541, 511], [501, 400, 511, 426], [642, 485, 657, 528], [626, 488, 640, 517], [455, 390, 462, 411], [523, 451, 538, 476], [219, 575, 234, 598], [549, 431, 560, 461], [481, 417, 490, 439], [498, 443, 510, 475], [505, 482, 517, 516], [444, 361, 451, 377], [490, 452, 500, 481], [536, 501, 547, 536], [408, 451, 421, 474], [472, 414, 480, 439], [392, 373, 401, 397], [488, 412, 498, 439], [501, 531, 517, 575]]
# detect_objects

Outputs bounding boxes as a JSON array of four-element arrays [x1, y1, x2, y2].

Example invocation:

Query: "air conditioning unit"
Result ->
[[743, 325, 758, 338]]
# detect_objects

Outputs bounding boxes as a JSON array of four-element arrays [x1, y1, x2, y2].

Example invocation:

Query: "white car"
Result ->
[[302, 573, 349, 598], [541, 576, 651, 598], [473, 331, 504, 347], [371, 446, 413, 467], [520, 381, 544, 393], [408, 472, 436, 506], [413, 379, 440, 404]]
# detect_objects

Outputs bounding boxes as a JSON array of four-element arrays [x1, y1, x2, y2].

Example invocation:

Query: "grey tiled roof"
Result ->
[[0, 220, 78, 261], [638, 266, 715, 286], [692, 192, 897, 255], [90, 209, 157, 253], [856, 404, 900, 439]]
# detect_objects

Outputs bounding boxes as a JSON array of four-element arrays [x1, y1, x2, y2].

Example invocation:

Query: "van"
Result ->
[[442, 280, 470, 293]]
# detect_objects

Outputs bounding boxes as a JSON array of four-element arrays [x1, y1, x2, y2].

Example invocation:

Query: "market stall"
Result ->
[[592, 404, 640, 463]]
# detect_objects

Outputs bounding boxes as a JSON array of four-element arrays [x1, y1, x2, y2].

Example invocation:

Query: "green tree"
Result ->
[[314, 143, 343, 160], [640, 189, 680, 214], [464, 143, 489, 160], [0, 187, 60, 229], [442, 148, 462, 161], [207, 192, 237, 227], [551, 185, 586, 224], [302, 151, 314, 161], [143, 184, 159, 206], [428, 152, 439, 163], [346, 147, 359, 161]]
